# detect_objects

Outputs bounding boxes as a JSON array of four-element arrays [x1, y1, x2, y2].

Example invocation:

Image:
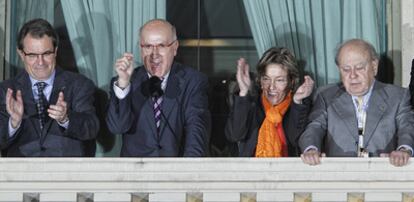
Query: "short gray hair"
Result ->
[[335, 39, 379, 65]]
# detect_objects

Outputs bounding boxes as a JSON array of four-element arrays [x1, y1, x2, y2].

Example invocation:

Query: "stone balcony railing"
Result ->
[[1, 158, 414, 202]]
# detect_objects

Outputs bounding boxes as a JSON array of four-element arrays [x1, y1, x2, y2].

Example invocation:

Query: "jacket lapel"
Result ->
[[15, 72, 42, 136], [40, 70, 66, 139], [158, 64, 181, 139], [363, 82, 387, 146], [134, 68, 159, 139], [331, 85, 359, 142]]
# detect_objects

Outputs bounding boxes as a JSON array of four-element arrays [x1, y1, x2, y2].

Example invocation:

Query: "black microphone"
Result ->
[[141, 76, 164, 98], [148, 76, 163, 97]]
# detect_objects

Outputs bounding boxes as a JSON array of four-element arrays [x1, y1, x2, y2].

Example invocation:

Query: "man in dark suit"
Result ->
[[299, 39, 414, 166], [106, 19, 211, 157], [0, 18, 99, 156]]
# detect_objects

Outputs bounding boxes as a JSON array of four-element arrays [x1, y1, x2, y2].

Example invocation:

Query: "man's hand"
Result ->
[[115, 53, 134, 88], [236, 58, 251, 97], [6, 88, 23, 128], [385, 150, 411, 167], [301, 149, 322, 165], [293, 75, 314, 104], [48, 92, 68, 124]]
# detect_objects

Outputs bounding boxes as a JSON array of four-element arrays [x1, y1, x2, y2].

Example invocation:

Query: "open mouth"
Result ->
[[150, 60, 161, 72], [267, 91, 279, 96]]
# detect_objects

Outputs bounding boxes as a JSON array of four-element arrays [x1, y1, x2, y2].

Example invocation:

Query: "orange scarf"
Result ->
[[255, 92, 292, 157]]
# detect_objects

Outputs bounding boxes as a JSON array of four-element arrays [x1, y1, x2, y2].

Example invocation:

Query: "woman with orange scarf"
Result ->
[[225, 47, 314, 157]]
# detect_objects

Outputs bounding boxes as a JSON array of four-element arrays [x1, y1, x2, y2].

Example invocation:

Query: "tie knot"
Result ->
[[35, 82, 47, 91]]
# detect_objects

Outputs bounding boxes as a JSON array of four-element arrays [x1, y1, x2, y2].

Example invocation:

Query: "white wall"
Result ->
[[401, 0, 414, 87]]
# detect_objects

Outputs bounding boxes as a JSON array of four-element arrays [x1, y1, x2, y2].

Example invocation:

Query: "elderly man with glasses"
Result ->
[[106, 19, 211, 157]]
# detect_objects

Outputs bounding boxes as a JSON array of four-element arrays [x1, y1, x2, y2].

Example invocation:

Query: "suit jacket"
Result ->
[[0, 69, 99, 157], [299, 81, 414, 157], [225, 93, 311, 157], [106, 62, 211, 157]]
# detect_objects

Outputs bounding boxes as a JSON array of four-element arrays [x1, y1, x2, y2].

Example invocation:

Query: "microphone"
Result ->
[[141, 76, 163, 98]]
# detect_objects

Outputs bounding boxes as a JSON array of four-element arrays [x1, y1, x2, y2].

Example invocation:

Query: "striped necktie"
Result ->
[[153, 96, 163, 135], [35, 82, 48, 129]]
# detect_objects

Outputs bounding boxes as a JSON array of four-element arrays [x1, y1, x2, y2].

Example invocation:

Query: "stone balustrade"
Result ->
[[0, 158, 414, 201]]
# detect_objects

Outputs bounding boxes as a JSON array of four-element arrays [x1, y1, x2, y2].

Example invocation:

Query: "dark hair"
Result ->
[[17, 18, 59, 50], [335, 38, 379, 66], [256, 47, 299, 92]]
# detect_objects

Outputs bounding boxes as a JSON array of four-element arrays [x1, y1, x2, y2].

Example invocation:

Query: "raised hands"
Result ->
[[6, 88, 23, 128], [293, 75, 314, 104], [236, 58, 251, 96], [48, 92, 68, 124], [115, 53, 134, 88]]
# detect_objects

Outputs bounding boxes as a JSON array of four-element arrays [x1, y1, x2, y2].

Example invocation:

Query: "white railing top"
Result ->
[[0, 157, 413, 193]]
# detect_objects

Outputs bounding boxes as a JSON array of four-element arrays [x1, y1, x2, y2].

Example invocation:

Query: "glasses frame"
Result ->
[[21, 49, 56, 61], [339, 61, 371, 75], [260, 76, 288, 87], [140, 40, 177, 53]]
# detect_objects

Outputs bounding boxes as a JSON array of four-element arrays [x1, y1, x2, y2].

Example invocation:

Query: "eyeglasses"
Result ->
[[21, 49, 55, 62], [339, 61, 369, 74], [261, 76, 288, 87], [140, 40, 176, 53]]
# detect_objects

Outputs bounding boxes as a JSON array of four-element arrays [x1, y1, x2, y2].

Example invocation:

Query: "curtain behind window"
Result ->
[[243, 0, 386, 86]]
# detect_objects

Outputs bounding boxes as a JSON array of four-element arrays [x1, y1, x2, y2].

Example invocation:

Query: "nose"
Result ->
[[269, 81, 277, 90], [148, 45, 161, 54], [349, 68, 357, 78], [36, 55, 46, 65]]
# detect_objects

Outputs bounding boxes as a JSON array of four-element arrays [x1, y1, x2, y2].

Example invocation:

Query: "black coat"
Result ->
[[225, 93, 311, 157]]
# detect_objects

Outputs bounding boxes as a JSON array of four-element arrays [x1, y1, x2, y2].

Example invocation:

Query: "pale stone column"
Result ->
[[401, 0, 414, 87], [0, 0, 6, 81]]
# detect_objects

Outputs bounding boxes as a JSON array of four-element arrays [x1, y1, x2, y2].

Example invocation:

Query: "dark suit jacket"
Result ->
[[299, 81, 414, 156], [225, 93, 311, 157], [106, 62, 211, 157], [0, 69, 99, 157]]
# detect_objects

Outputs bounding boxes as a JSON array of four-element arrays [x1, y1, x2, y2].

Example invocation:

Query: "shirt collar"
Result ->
[[351, 80, 375, 107], [147, 71, 170, 91], [29, 70, 56, 87]]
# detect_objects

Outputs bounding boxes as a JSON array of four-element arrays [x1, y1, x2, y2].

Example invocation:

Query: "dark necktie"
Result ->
[[153, 96, 163, 134], [35, 82, 48, 129]]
